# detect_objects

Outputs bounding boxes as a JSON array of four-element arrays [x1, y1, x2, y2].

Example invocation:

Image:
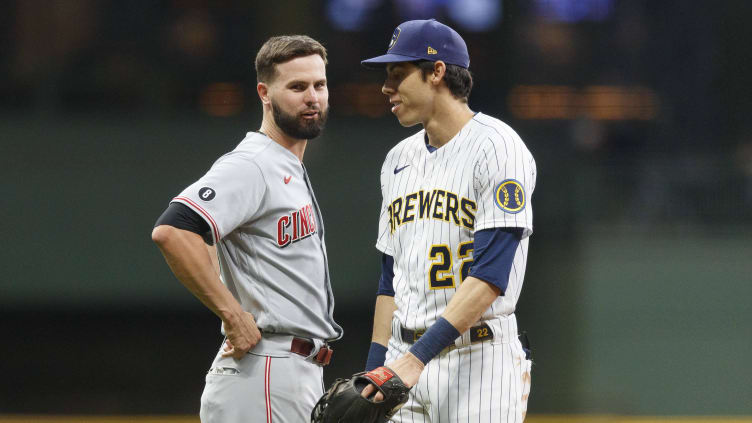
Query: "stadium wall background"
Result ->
[[1, 116, 750, 416]]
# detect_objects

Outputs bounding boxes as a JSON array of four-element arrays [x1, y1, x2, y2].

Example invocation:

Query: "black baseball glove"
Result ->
[[311, 366, 410, 423]]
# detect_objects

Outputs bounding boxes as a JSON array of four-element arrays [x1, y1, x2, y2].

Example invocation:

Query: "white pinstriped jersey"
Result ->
[[376, 112, 536, 332]]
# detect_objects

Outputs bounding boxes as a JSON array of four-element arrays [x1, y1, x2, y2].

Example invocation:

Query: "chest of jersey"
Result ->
[[245, 161, 323, 249], [385, 150, 477, 237], [383, 146, 481, 293]]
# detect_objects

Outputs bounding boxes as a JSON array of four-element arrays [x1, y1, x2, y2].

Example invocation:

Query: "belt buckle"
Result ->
[[413, 329, 425, 343], [315, 345, 333, 366]]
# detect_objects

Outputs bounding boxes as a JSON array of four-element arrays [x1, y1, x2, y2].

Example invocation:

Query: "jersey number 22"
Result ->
[[428, 241, 473, 289]]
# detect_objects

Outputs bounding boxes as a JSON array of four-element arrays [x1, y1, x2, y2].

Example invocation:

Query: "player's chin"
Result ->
[[297, 119, 326, 139], [395, 114, 420, 128], [392, 108, 419, 127]]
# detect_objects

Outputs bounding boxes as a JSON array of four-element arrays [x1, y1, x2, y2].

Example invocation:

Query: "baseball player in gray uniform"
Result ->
[[152, 35, 342, 423], [359, 20, 535, 422]]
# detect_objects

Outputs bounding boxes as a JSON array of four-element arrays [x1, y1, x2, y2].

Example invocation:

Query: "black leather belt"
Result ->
[[400, 322, 493, 344]]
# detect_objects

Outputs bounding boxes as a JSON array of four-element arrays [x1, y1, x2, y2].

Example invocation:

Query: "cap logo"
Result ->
[[427, 46, 437, 55], [388, 27, 401, 50]]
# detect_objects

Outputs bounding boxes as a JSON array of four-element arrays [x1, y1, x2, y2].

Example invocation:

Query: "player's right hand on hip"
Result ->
[[221, 311, 262, 359]]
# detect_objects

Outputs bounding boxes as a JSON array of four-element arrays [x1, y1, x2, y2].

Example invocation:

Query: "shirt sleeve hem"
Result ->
[[375, 242, 393, 255], [172, 196, 221, 243], [474, 221, 533, 237], [467, 271, 505, 295]]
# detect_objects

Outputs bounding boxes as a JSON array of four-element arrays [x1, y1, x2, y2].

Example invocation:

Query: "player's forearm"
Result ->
[[152, 225, 244, 322], [372, 295, 397, 346], [206, 244, 220, 277], [442, 276, 500, 334]]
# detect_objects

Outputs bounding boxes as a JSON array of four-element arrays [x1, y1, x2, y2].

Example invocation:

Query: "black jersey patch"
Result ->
[[494, 179, 525, 214], [198, 187, 216, 201]]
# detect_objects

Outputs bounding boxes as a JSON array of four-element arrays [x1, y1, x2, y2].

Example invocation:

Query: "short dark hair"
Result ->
[[415, 60, 473, 103], [255, 35, 327, 83]]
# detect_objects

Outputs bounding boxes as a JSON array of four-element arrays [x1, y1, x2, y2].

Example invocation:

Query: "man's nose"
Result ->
[[304, 86, 319, 104]]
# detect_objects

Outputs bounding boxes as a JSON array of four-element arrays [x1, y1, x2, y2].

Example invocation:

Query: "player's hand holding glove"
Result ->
[[311, 366, 410, 423]]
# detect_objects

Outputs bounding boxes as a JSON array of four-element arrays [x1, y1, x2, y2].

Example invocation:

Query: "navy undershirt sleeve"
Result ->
[[377, 253, 395, 296], [154, 202, 214, 245], [467, 228, 523, 294], [365, 342, 388, 371]]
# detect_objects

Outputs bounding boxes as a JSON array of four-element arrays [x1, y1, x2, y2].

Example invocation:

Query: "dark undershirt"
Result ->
[[154, 202, 214, 245]]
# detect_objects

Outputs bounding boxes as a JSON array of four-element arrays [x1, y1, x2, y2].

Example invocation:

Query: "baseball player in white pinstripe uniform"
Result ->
[[152, 35, 342, 423], [359, 20, 536, 422]]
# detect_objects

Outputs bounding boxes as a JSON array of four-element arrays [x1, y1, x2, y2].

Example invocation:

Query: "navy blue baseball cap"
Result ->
[[361, 19, 470, 69]]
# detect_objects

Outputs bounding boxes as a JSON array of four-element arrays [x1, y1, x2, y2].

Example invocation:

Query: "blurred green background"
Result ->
[[1, 0, 751, 416]]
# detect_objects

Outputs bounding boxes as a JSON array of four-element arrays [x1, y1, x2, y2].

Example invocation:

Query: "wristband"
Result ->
[[365, 342, 388, 371], [408, 317, 460, 364]]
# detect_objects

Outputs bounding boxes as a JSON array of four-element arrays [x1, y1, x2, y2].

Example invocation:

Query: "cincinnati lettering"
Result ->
[[387, 189, 476, 233], [277, 204, 316, 247]]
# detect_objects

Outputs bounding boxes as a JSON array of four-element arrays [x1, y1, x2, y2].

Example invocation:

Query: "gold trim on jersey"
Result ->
[[388, 189, 476, 233], [428, 244, 455, 289], [431, 190, 447, 221], [457, 240, 474, 283], [460, 198, 476, 228], [427, 241, 476, 290], [403, 192, 418, 223]]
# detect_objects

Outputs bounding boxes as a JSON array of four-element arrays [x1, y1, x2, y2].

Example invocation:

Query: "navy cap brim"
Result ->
[[361, 53, 422, 68]]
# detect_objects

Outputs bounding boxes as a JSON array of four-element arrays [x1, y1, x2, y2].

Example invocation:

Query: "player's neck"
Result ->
[[259, 117, 307, 162], [423, 99, 474, 148]]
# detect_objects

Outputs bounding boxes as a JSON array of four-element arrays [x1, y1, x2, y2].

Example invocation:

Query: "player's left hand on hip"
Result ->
[[361, 353, 423, 402]]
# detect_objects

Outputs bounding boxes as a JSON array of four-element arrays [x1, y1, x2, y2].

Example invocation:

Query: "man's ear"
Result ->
[[257, 82, 270, 105], [431, 61, 447, 85]]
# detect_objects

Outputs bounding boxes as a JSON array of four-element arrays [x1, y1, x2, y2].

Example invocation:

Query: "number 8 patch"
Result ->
[[494, 179, 525, 214]]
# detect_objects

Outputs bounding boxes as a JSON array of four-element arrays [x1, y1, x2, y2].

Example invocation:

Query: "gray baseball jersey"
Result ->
[[172, 131, 342, 341]]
